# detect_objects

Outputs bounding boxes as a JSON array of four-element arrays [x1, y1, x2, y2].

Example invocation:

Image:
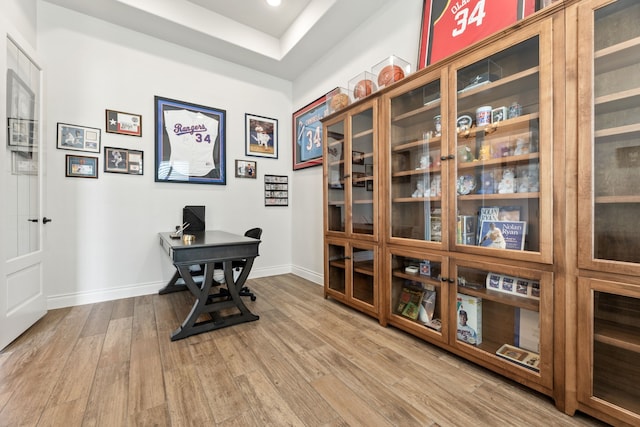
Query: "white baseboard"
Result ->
[[46, 264, 322, 309]]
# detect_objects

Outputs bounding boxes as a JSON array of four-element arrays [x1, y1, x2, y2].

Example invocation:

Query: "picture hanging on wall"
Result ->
[[235, 159, 257, 179], [245, 113, 278, 159], [56, 123, 101, 153], [65, 154, 98, 178], [154, 96, 226, 185], [106, 109, 142, 137], [292, 89, 332, 170], [104, 147, 144, 175]]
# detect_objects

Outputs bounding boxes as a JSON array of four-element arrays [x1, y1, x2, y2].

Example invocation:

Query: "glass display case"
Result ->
[[388, 249, 448, 343], [451, 24, 553, 264], [324, 102, 377, 238], [325, 239, 378, 318], [451, 258, 552, 391], [388, 70, 447, 246], [578, 0, 640, 274]]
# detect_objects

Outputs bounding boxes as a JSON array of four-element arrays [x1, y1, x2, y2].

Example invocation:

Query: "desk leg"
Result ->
[[169, 260, 259, 341], [158, 270, 186, 295]]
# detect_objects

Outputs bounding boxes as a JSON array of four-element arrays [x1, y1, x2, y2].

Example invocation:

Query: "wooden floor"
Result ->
[[0, 274, 607, 427]]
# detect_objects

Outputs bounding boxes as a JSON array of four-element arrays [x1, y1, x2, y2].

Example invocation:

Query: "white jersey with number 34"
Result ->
[[164, 109, 218, 176]]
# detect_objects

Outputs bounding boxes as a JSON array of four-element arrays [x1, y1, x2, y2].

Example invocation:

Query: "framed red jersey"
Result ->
[[418, 0, 536, 69]]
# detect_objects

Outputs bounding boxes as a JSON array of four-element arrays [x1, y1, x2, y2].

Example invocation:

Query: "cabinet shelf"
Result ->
[[353, 199, 373, 205], [594, 123, 640, 141], [459, 287, 540, 311], [457, 152, 540, 171], [457, 67, 539, 100], [595, 35, 640, 75], [456, 113, 539, 140], [393, 196, 443, 203], [594, 320, 640, 353], [595, 87, 640, 115], [392, 269, 442, 288], [353, 129, 373, 140], [458, 192, 539, 201], [392, 136, 442, 152], [328, 139, 344, 148], [328, 159, 345, 167], [391, 99, 442, 126], [393, 166, 443, 177], [595, 195, 640, 204], [354, 260, 375, 276]]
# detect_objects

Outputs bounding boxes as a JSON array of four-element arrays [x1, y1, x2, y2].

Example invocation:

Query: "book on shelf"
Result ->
[[476, 206, 499, 243], [515, 308, 540, 353], [397, 286, 424, 320], [478, 220, 526, 250], [429, 208, 442, 242], [496, 343, 540, 372], [456, 293, 482, 345], [457, 215, 476, 244]]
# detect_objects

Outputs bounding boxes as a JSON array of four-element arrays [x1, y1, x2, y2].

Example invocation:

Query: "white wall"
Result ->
[[3, 0, 37, 49], [290, 0, 424, 281], [38, 2, 294, 308]]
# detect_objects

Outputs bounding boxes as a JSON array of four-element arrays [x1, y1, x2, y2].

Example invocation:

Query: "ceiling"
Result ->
[[41, 0, 389, 80]]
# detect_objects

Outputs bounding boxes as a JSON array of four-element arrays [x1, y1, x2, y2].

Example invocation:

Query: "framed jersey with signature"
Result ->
[[154, 96, 226, 185], [292, 90, 332, 171]]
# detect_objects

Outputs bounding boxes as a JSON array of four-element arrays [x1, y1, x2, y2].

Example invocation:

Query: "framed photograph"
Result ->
[[292, 90, 331, 170], [154, 96, 226, 185], [11, 151, 37, 175], [366, 179, 374, 192], [7, 69, 35, 145], [245, 113, 278, 159], [104, 147, 143, 175], [65, 154, 98, 178], [235, 159, 257, 179], [57, 123, 101, 153], [265, 174, 288, 206], [353, 171, 365, 187], [352, 151, 365, 165], [8, 118, 36, 149], [106, 109, 142, 137]]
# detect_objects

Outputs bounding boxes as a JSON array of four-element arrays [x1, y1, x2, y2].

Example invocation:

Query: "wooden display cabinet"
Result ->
[[323, 99, 380, 319], [575, 0, 640, 424]]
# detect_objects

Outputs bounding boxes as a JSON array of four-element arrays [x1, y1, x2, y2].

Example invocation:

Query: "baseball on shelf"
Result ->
[[330, 93, 350, 111], [377, 65, 405, 87], [353, 79, 376, 100]]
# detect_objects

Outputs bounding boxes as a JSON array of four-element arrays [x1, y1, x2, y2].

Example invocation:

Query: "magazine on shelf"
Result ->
[[476, 206, 499, 243], [496, 343, 540, 372], [456, 293, 482, 345], [514, 308, 540, 353], [478, 220, 526, 250]]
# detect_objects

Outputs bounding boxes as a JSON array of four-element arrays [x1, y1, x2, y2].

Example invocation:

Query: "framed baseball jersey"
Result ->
[[418, 0, 536, 69]]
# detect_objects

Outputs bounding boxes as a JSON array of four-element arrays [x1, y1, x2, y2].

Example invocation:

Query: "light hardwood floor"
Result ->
[[0, 274, 606, 426]]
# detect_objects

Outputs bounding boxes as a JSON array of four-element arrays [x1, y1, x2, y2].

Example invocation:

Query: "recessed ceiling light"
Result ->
[[266, 0, 281, 6]]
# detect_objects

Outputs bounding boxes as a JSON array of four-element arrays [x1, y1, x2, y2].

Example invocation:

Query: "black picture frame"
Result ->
[[154, 96, 226, 185]]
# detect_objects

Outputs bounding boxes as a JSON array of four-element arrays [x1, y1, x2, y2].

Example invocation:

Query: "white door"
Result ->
[[0, 33, 47, 350]]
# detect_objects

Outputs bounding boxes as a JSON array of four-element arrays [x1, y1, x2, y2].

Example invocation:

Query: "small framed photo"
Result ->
[[491, 106, 508, 124], [106, 109, 142, 137], [245, 113, 278, 159], [57, 123, 101, 153], [352, 151, 365, 165], [104, 147, 144, 175], [66, 154, 98, 178], [235, 159, 257, 179], [352, 171, 365, 187], [8, 118, 36, 149], [11, 151, 37, 175]]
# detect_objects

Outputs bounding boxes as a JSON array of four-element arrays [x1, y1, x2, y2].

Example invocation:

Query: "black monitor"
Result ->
[[183, 205, 205, 232]]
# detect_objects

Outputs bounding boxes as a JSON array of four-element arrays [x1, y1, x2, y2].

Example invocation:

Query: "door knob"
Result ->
[[42, 217, 52, 224], [28, 218, 38, 223]]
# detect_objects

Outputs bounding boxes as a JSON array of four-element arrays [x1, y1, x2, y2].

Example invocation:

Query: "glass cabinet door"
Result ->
[[388, 249, 447, 342], [326, 242, 347, 297], [578, 0, 640, 273], [351, 244, 376, 308], [326, 119, 346, 233], [351, 107, 375, 237], [388, 73, 446, 245], [451, 259, 552, 390], [578, 278, 640, 421], [452, 24, 552, 264]]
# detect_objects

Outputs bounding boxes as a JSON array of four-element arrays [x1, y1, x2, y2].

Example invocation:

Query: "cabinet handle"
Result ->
[[448, 278, 455, 283], [343, 174, 351, 178], [440, 155, 447, 161], [27, 218, 39, 223], [441, 277, 448, 282], [448, 154, 455, 160]]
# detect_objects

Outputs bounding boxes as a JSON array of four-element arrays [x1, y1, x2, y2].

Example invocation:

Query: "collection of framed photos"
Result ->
[[55, 99, 287, 206]]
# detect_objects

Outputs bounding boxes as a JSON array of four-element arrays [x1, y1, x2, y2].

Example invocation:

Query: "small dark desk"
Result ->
[[158, 230, 260, 341]]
